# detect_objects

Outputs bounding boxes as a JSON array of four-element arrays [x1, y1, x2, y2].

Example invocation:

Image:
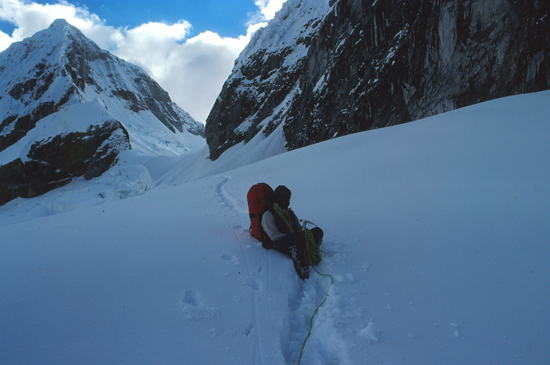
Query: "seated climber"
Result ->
[[261, 185, 323, 279]]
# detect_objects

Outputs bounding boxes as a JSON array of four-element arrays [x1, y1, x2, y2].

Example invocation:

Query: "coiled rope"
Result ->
[[303, 228, 322, 266], [272, 205, 321, 266]]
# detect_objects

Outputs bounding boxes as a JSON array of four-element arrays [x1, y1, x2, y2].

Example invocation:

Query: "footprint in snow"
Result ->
[[242, 277, 261, 291], [243, 323, 255, 337], [219, 253, 240, 265], [181, 290, 220, 319], [360, 322, 380, 343]]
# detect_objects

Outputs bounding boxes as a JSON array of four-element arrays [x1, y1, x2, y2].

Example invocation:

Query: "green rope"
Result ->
[[311, 263, 334, 284], [303, 229, 322, 266], [272, 204, 295, 233], [273, 205, 322, 267], [297, 296, 327, 365], [297, 266, 334, 365]]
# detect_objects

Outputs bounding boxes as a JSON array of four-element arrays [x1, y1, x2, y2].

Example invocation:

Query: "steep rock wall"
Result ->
[[205, 0, 550, 159]]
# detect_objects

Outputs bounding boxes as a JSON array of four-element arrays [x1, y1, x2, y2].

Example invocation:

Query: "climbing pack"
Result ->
[[247, 183, 273, 243]]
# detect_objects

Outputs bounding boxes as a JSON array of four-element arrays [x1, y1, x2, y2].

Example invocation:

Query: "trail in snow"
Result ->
[[234, 227, 267, 363], [216, 176, 249, 216], [217, 175, 273, 363], [213, 175, 360, 364]]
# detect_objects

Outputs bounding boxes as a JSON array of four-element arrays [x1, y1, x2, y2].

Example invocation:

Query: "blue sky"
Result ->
[[0, 0, 287, 123], [68, 0, 259, 38]]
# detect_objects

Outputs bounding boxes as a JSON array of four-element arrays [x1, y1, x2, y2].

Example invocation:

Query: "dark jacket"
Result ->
[[261, 203, 301, 242]]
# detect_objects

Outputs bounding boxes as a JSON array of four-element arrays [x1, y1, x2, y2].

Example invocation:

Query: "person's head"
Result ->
[[273, 185, 291, 210]]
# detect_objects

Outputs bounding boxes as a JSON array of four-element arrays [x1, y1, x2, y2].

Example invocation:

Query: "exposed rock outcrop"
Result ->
[[0, 121, 129, 205], [205, 0, 550, 160]]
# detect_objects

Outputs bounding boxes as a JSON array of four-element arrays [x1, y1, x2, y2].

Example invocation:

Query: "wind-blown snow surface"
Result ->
[[1, 91, 550, 364]]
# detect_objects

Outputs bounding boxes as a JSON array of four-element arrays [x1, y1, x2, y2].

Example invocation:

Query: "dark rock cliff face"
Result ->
[[0, 121, 130, 205], [205, 0, 550, 160]]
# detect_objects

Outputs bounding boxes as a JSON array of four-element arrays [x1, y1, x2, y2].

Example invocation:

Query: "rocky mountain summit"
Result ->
[[0, 19, 205, 205], [205, 0, 550, 160]]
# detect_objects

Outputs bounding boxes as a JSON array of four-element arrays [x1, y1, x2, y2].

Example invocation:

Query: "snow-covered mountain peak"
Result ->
[[49, 18, 72, 30], [1, 19, 93, 73], [41, 18, 85, 44], [0, 19, 205, 205], [1, 18, 204, 140]]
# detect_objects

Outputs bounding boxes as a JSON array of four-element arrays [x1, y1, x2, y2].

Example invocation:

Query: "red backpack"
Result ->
[[247, 183, 273, 243]]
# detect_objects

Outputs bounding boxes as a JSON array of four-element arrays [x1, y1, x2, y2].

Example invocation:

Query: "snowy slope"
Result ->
[[1, 91, 550, 364]]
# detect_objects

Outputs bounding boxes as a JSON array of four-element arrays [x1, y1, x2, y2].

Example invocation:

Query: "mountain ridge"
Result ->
[[0, 19, 205, 205]]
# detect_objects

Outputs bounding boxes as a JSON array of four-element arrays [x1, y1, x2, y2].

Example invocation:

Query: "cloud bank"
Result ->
[[0, 0, 285, 123]]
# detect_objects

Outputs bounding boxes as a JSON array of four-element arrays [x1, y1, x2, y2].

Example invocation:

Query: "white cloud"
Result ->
[[0, 0, 108, 46], [113, 21, 193, 79], [0, 0, 287, 123], [255, 0, 287, 20], [115, 29, 251, 124]]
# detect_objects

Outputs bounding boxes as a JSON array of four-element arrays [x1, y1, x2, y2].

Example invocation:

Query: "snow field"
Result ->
[[1, 91, 550, 364]]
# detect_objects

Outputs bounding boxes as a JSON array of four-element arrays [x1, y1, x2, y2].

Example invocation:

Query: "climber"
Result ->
[[261, 185, 323, 279]]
